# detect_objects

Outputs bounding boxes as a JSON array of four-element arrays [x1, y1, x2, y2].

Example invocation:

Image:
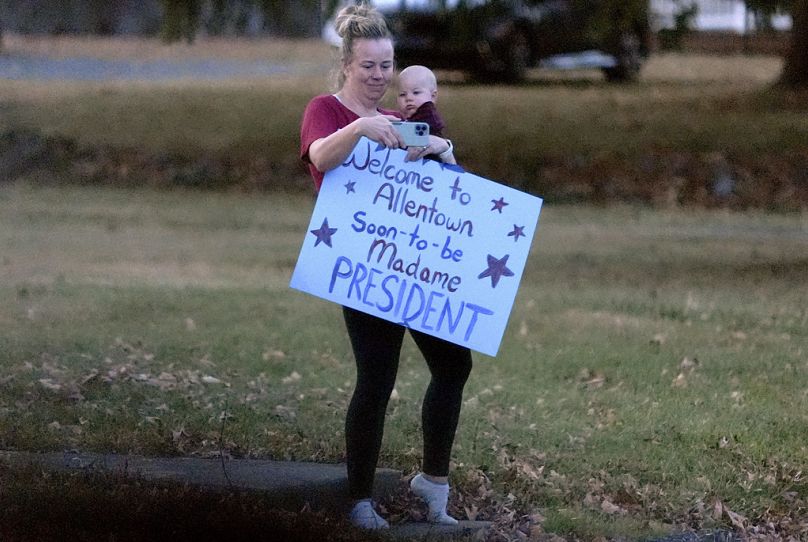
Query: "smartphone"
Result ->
[[391, 121, 430, 147]]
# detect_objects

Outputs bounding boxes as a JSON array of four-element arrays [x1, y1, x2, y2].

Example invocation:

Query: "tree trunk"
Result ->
[[780, 0, 808, 86]]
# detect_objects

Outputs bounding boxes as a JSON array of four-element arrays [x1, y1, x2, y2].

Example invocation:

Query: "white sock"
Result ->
[[410, 473, 459, 525], [348, 499, 390, 530]]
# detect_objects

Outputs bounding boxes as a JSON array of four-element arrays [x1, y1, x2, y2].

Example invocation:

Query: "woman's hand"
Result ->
[[308, 114, 405, 173], [357, 115, 405, 149]]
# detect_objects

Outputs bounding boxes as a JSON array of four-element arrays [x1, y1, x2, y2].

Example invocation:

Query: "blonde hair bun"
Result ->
[[331, 2, 392, 90], [335, 3, 389, 41]]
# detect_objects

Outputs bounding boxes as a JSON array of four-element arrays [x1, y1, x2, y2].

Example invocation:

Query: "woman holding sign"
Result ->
[[299, 2, 470, 531]]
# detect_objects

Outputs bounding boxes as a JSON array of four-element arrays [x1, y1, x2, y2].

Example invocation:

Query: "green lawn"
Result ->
[[1, 182, 806, 540]]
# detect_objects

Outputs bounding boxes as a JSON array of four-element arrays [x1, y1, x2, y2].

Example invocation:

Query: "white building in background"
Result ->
[[650, 0, 792, 33]]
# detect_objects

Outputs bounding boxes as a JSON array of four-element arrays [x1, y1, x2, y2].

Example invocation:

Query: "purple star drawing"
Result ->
[[310, 218, 337, 248], [344, 180, 356, 194], [508, 225, 526, 242], [478, 254, 514, 288], [491, 196, 509, 213]]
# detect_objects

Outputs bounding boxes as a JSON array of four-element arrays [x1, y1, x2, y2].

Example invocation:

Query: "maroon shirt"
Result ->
[[300, 95, 400, 191], [406, 101, 445, 138]]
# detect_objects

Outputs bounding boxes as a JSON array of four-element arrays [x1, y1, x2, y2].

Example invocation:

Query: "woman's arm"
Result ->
[[309, 115, 403, 173], [436, 137, 456, 165]]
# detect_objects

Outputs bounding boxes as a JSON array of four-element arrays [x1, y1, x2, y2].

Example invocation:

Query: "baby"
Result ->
[[396, 65, 454, 163]]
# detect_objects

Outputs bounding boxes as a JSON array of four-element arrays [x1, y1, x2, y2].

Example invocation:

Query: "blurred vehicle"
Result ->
[[376, 0, 652, 83]]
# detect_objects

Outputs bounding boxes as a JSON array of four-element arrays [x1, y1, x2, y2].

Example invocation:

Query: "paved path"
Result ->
[[0, 53, 327, 81], [0, 450, 492, 540]]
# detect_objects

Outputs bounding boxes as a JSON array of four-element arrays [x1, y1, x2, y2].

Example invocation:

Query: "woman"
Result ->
[[299, 3, 472, 531]]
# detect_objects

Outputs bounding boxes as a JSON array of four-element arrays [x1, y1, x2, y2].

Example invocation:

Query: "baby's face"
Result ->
[[397, 74, 437, 119]]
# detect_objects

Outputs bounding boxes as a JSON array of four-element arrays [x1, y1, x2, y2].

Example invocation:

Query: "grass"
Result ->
[[1, 181, 807, 540], [2, 38, 807, 198]]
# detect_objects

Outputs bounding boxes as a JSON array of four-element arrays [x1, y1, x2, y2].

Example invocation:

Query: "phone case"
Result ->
[[391, 121, 430, 147]]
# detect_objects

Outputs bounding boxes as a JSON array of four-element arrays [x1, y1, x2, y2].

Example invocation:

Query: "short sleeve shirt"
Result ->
[[300, 94, 399, 191]]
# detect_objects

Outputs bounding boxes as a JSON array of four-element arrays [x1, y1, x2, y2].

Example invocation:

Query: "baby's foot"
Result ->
[[349, 499, 390, 530], [410, 473, 459, 525]]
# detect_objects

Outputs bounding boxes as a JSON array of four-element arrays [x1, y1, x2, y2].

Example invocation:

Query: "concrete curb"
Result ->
[[0, 450, 398, 513], [1, 450, 493, 540]]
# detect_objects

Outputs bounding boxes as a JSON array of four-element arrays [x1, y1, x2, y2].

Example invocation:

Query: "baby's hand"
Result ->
[[404, 135, 450, 162], [405, 145, 429, 162]]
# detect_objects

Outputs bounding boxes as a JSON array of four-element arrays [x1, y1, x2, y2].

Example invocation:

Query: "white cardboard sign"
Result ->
[[290, 138, 542, 356]]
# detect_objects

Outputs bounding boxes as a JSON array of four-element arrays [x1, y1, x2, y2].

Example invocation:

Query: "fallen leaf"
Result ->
[[713, 498, 724, 520], [81, 370, 100, 385], [529, 524, 544, 538], [38, 379, 62, 391], [600, 498, 623, 515], [198, 355, 215, 367], [724, 504, 747, 529], [585, 374, 606, 390], [274, 405, 296, 420], [263, 350, 286, 361], [528, 512, 545, 524], [679, 357, 699, 371], [282, 371, 301, 384]]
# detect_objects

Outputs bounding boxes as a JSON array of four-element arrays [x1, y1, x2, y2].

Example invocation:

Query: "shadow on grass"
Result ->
[[0, 463, 380, 542]]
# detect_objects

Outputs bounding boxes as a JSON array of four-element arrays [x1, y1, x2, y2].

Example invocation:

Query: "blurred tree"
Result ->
[[160, 0, 201, 43], [258, 0, 320, 36], [206, 0, 228, 35], [745, 0, 806, 85], [780, 0, 807, 85], [160, 0, 324, 41], [657, 0, 699, 51], [746, 0, 783, 29]]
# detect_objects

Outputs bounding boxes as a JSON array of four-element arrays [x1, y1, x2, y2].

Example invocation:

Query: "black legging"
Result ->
[[343, 306, 473, 500]]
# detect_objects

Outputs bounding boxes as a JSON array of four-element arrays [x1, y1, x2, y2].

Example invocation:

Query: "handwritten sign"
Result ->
[[290, 138, 542, 356]]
